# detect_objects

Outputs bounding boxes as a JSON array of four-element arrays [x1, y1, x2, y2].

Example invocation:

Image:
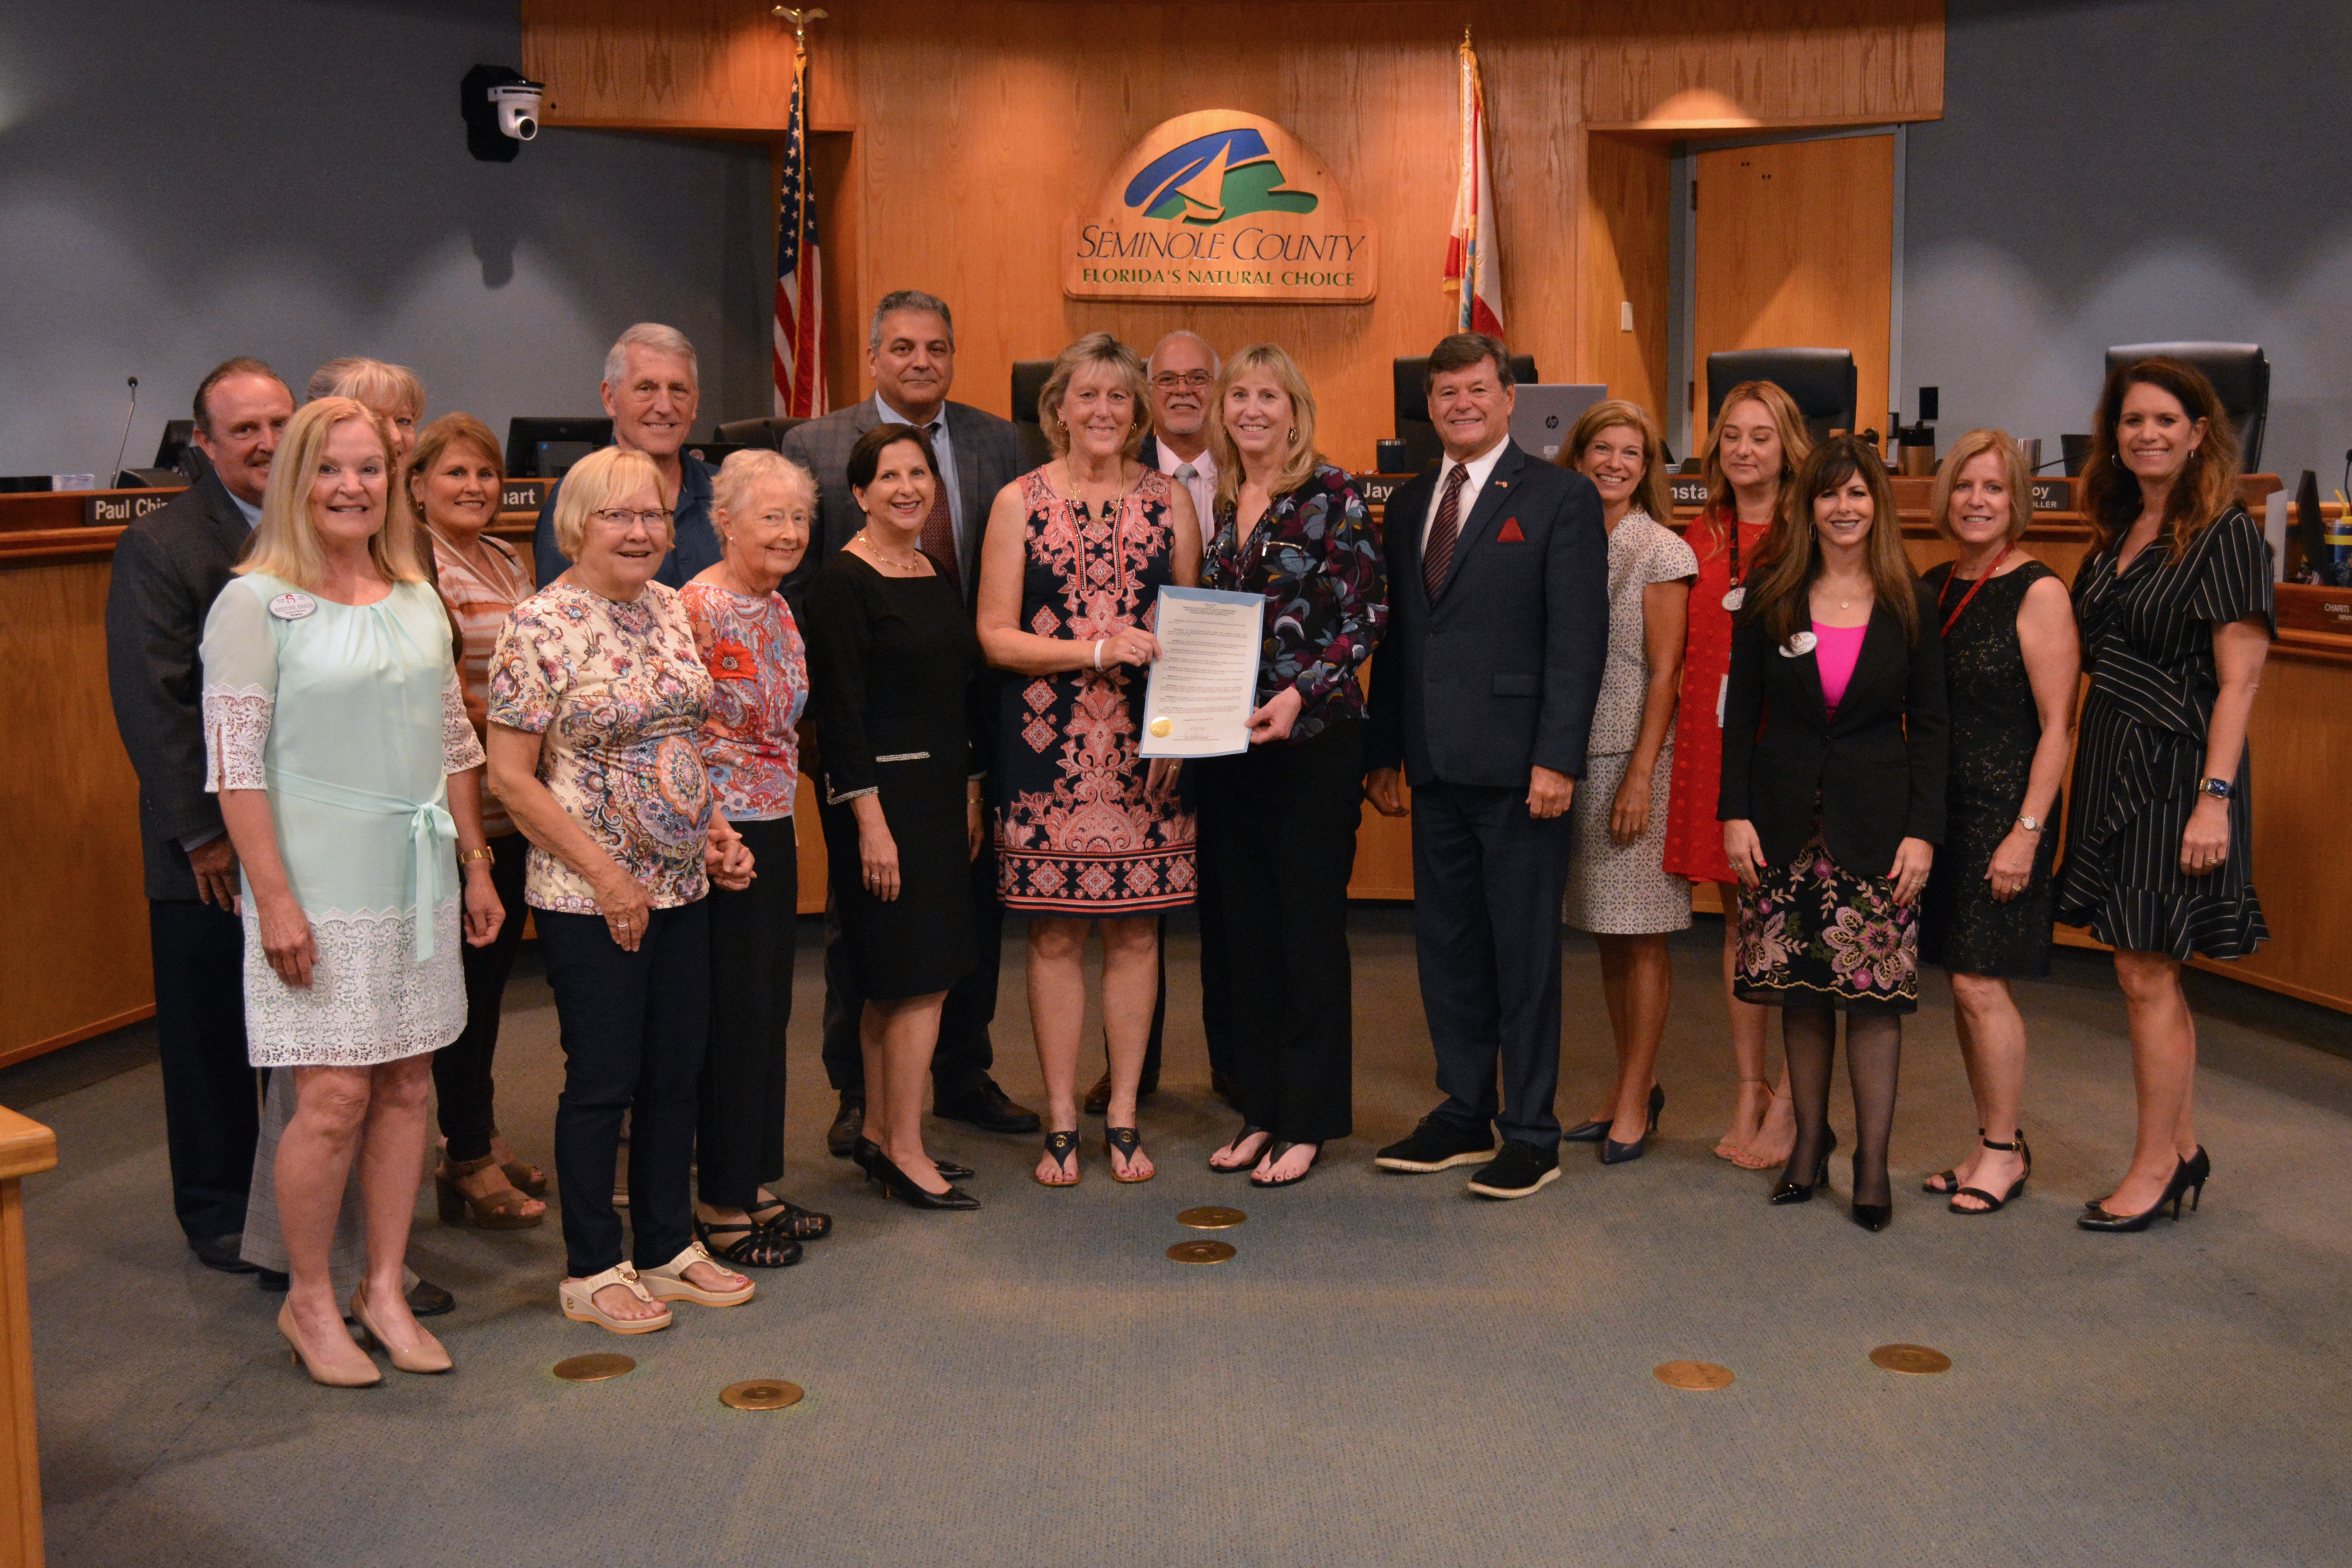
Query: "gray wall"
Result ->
[[0, 0, 769, 478], [1905, 0, 2352, 479]]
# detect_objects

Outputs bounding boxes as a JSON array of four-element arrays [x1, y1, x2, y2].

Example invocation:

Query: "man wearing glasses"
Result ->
[[1140, 331, 1221, 558], [533, 323, 723, 588]]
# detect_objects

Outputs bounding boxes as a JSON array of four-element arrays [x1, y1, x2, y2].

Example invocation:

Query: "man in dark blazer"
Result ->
[[779, 289, 1039, 1153], [532, 322, 724, 588], [1365, 332, 1610, 1200], [104, 358, 291, 1272]]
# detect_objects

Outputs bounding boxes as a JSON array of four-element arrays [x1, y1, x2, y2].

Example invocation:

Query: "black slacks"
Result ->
[[820, 831, 1000, 1102], [432, 831, 529, 1164], [1197, 718, 1364, 1143], [700, 819, 797, 1209], [540, 900, 709, 1278], [1410, 778, 1573, 1152], [148, 898, 257, 1241]]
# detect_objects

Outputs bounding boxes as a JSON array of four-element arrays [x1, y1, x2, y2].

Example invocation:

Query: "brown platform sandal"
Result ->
[[436, 1153, 546, 1229]]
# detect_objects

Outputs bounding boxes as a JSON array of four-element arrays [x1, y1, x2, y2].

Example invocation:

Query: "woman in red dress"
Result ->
[[1660, 380, 1811, 1168]]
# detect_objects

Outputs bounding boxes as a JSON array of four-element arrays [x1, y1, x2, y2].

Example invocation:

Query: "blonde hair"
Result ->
[[1204, 343, 1323, 514], [239, 398, 424, 590], [1700, 379, 1812, 543], [1929, 429, 2035, 545], [308, 357, 424, 422], [1558, 398, 1674, 525], [1037, 332, 1148, 459], [712, 447, 815, 521], [550, 445, 669, 561]]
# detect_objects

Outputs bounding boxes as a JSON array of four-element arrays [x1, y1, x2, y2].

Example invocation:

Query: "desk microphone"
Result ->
[[110, 376, 139, 489]]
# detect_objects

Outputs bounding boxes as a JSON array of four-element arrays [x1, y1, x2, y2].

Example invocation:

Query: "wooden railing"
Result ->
[[0, 1107, 55, 1567]]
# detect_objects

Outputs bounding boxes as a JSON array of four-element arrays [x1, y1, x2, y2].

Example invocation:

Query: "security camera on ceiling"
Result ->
[[461, 64, 546, 162]]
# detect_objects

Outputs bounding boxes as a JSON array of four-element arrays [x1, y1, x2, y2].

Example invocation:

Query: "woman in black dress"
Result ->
[[804, 424, 985, 1212], [1720, 437, 1947, 1232], [1916, 430, 2080, 1215], [2058, 359, 2273, 1232]]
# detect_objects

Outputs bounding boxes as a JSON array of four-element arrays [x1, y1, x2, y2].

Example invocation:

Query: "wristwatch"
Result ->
[[2198, 777, 2234, 800], [2014, 815, 2043, 834]]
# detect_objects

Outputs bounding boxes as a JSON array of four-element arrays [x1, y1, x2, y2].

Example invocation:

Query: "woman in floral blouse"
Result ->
[[486, 446, 760, 1335], [1195, 344, 1387, 1188], [681, 449, 824, 1268]]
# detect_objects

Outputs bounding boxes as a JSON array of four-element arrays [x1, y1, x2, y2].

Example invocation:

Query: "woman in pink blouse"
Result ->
[[681, 450, 823, 1267]]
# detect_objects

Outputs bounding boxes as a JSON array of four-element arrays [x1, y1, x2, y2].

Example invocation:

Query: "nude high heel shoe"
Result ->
[[349, 1284, 453, 1374], [278, 1299, 381, 1388]]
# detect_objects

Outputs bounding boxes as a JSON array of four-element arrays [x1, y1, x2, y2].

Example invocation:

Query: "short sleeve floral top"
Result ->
[[679, 580, 808, 821], [487, 580, 716, 913]]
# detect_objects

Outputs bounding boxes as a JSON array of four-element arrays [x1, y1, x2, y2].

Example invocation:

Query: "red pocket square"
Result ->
[[1495, 518, 1525, 543]]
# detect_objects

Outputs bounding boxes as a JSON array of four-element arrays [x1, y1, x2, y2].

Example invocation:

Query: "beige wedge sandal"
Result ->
[[558, 1263, 674, 1335], [639, 1241, 755, 1309]]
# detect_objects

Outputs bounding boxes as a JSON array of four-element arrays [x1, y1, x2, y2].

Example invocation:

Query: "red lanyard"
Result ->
[[1937, 545, 2012, 636], [1723, 512, 1747, 587]]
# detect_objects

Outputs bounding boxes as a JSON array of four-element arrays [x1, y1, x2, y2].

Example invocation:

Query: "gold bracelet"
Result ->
[[458, 846, 495, 866]]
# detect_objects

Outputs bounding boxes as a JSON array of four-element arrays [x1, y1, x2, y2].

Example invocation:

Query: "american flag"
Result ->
[[773, 47, 826, 417]]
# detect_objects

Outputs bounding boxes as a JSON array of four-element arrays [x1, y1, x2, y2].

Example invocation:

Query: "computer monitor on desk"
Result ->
[[1509, 385, 1608, 465], [505, 417, 613, 479]]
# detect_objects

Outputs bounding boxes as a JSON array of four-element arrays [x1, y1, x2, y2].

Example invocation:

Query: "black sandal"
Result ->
[[1036, 1130, 1080, 1187], [1923, 1127, 1984, 1195], [1209, 1125, 1272, 1173], [1949, 1132, 2031, 1215], [1249, 1141, 1321, 1189], [1105, 1126, 1153, 1183], [694, 1215, 804, 1268], [751, 1197, 833, 1241]]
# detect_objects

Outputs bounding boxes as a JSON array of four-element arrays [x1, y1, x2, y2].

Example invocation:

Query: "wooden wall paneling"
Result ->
[[0, 562, 154, 1065], [1691, 134, 1895, 438], [1577, 131, 1673, 413], [1579, 0, 1944, 129]]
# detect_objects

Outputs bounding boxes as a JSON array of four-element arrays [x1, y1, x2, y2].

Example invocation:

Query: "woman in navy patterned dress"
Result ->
[[977, 334, 1200, 1188], [2058, 359, 2273, 1232], [1194, 345, 1387, 1189]]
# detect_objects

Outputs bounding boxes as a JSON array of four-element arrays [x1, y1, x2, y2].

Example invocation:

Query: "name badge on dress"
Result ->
[[268, 592, 317, 621], [1778, 631, 1818, 658]]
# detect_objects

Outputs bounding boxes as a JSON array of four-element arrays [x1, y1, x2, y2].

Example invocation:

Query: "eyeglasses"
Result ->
[[590, 507, 674, 528], [1151, 372, 1214, 391]]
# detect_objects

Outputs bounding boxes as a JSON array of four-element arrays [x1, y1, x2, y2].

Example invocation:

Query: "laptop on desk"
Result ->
[[1508, 384, 1608, 464]]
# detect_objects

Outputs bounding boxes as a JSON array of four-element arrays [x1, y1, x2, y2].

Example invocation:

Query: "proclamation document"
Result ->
[[1137, 586, 1264, 758]]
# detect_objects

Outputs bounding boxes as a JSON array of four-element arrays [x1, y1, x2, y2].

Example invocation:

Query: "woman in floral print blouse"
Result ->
[[1195, 343, 1387, 1189]]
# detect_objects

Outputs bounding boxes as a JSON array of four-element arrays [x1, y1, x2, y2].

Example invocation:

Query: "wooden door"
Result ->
[[1691, 135, 1895, 443]]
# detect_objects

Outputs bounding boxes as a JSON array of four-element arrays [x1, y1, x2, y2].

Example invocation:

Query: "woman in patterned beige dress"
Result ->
[[978, 334, 1200, 1189]]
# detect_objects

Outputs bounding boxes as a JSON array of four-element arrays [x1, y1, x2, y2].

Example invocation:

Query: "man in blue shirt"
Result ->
[[533, 322, 722, 587]]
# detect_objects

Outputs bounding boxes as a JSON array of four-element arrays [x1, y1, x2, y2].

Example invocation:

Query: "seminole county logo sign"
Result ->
[[1063, 111, 1378, 305]]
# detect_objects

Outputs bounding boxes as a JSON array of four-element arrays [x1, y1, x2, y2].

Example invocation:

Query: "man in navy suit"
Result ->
[[1365, 333, 1609, 1199]]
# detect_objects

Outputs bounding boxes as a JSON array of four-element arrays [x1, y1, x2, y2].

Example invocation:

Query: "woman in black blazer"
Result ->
[[1720, 436, 1947, 1230]]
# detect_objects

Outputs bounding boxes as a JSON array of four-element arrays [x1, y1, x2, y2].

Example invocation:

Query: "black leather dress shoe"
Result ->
[[826, 1095, 866, 1159], [407, 1278, 456, 1318], [189, 1233, 256, 1274], [934, 1079, 1041, 1135], [256, 1267, 290, 1293]]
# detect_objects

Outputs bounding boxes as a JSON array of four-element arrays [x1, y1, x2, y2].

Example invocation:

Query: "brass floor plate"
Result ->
[[1177, 1206, 1246, 1230], [720, 1379, 805, 1410], [1167, 1239, 1237, 1264], [1653, 1360, 1735, 1391], [552, 1352, 635, 1383], [1869, 1343, 1953, 1375]]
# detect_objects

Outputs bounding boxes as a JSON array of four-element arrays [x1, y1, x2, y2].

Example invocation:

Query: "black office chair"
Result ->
[[715, 416, 809, 451], [1388, 354, 1539, 473], [2105, 343, 2270, 471], [1705, 349, 1857, 445], [1011, 360, 1055, 470]]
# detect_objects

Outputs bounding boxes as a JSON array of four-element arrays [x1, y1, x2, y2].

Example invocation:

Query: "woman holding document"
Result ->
[[1194, 345, 1387, 1189], [976, 333, 1199, 1190]]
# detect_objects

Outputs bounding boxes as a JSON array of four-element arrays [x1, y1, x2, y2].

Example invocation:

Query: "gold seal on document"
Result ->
[[1148, 716, 1173, 737]]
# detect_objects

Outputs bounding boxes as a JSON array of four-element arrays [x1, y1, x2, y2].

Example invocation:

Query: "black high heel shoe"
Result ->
[[1769, 1129, 1837, 1205], [872, 1150, 981, 1211], [2078, 1150, 2205, 1232], [854, 1137, 973, 1184], [1850, 1155, 1891, 1232], [1567, 1083, 1664, 1145]]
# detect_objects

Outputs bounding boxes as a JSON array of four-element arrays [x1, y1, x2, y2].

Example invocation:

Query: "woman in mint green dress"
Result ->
[[202, 397, 505, 1387]]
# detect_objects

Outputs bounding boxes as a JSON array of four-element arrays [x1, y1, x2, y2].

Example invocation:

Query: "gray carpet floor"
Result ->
[[11, 907, 2352, 1567]]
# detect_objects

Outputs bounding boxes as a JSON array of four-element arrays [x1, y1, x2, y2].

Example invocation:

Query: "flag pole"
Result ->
[[769, 7, 829, 418]]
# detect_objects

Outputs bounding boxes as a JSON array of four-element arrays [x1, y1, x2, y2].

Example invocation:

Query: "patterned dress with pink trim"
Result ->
[[994, 466, 1197, 915]]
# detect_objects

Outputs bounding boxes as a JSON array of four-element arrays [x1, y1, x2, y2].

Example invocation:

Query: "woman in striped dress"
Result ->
[[2057, 358, 2273, 1232]]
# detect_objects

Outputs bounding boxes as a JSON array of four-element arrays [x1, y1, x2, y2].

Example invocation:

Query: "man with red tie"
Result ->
[[1365, 332, 1609, 1198]]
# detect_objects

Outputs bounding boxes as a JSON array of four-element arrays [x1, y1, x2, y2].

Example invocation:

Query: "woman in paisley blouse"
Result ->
[[977, 333, 1199, 1188], [1194, 345, 1385, 1188], [682, 448, 826, 1267], [486, 445, 760, 1335]]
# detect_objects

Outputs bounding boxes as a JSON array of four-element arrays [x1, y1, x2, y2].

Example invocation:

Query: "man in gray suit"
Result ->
[[105, 358, 290, 1273], [780, 289, 1040, 1154]]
